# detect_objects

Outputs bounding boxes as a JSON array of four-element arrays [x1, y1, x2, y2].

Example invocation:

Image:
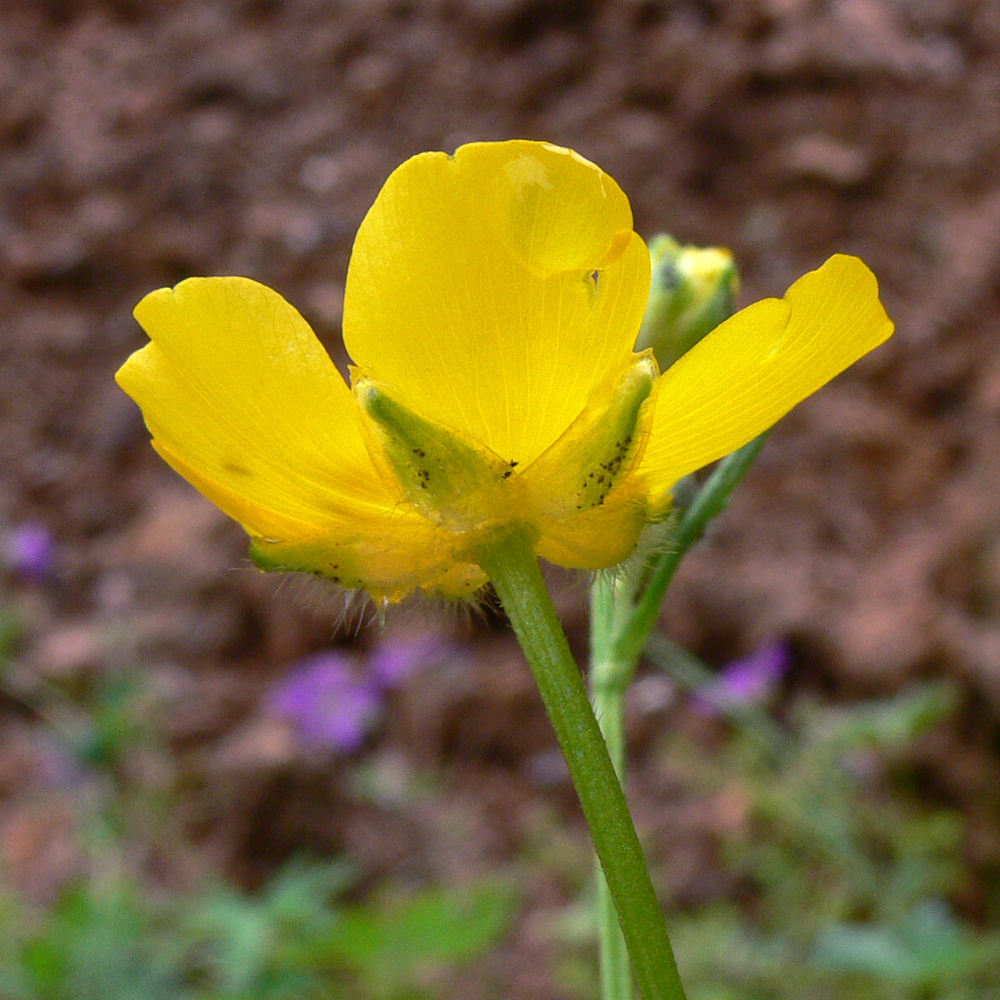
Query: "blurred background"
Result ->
[[2, 0, 1000, 997]]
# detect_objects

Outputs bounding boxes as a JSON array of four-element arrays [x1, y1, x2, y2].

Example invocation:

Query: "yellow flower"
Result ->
[[116, 140, 892, 603]]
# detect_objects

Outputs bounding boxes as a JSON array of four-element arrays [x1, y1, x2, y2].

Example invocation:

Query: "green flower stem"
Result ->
[[584, 433, 769, 1000], [590, 575, 636, 1000], [592, 686, 632, 1000], [612, 432, 770, 668], [477, 528, 687, 1000]]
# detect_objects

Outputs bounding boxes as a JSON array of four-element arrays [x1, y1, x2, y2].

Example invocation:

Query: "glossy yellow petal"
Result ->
[[639, 254, 894, 501], [117, 277, 478, 601], [118, 277, 385, 529], [144, 442, 468, 600], [343, 140, 651, 468]]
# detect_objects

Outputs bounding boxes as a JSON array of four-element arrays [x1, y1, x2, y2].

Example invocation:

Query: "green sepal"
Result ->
[[355, 377, 517, 531], [249, 539, 364, 590], [530, 354, 658, 518]]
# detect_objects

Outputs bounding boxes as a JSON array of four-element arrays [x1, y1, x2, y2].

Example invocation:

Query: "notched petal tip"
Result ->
[[486, 140, 637, 279], [640, 252, 894, 496], [425, 140, 637, 279], [343, 139, 649, 466], [131, 275, 277, 332], [787, 253, 894, 349], [131, 284, 173, 326]]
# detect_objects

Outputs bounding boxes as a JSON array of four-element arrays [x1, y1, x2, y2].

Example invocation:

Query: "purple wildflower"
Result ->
[[5, 523, 54, 581], [267, 652, 383, 753], [369, 631, 447, 689], [694, 641, 789, 715]]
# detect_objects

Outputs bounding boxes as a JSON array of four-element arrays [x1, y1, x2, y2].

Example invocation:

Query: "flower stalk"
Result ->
[[612, 432, 770, 668], [585, 431, 770, 1000], [590, 572, 638, 1000], [115, 141, 894, 1000], [584, 234, 768, 998], [476, 526, 688, 1000]]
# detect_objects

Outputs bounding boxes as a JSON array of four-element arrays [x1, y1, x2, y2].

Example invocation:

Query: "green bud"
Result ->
[[635, 234, 739, 370]]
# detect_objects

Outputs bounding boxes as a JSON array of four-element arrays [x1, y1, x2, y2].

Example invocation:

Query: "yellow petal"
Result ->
[[639, 254, 894, 500], [343, 140, 651, 468], [119, 277, 383, 528], [151, 441, 471, 600], [117, 277, 477, 600]]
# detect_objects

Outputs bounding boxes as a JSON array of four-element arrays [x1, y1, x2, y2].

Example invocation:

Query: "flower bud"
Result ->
[[634, 234, 739, 370]]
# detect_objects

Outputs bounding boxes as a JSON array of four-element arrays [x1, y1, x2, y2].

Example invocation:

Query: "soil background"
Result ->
[[2, 1, 1000, 996]]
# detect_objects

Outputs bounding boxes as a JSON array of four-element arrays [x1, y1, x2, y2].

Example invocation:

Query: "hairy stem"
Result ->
[[477, 528, 687, 1000]]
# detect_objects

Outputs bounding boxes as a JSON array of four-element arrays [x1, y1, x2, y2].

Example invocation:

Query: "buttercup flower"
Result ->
[[117, 140, 892, 602]]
